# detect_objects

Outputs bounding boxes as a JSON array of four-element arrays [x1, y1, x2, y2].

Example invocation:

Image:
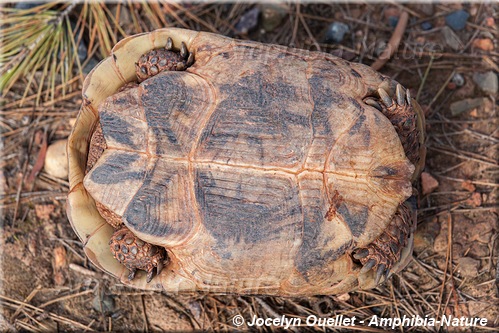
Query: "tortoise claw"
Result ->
[[180, 42, 188, 58], [364, 98, 382, 111], [378, 88, 393, 109], [406, 88, 412, 106], [389, 242, 399, 255], [146, 269, 154, 283], [396, 84, 406, 106], [384, 267, 391, 280], [375, 264, 386, 285], [128, 268, 137, 281], [353, 248, 370, 259], [157, 260, 164, 276], [360, 258, 376, 274], [166, 37, 173, 51], [186, 53, 194, 66]]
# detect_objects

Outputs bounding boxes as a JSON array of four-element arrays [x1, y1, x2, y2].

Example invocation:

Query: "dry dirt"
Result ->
[[1, 2, 497, 332]]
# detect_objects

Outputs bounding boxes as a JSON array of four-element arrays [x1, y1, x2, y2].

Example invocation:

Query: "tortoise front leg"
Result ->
[[353, 200, 415, 285], [135, 37, 194, 82]]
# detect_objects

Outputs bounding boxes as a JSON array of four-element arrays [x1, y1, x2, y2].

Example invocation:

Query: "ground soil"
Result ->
[[1, 2, 497, 332]]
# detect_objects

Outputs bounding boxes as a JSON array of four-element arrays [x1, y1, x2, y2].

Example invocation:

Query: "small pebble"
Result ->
[[445, 10, 470, 31], [337, 293, 350, 301], [44, 139, 68, 179], [461, 180, 476, 192], [465, 192, 482, 207], [384, 7, 400, 20], [457, 257, 480, 278], [449, 97, 487, 116], [469, 108, 479, 118], [441, 26, 463, 51], [451, 73, 465, 87], [260, 4, 288, 32], [473, 71, 498, 95], [485, 17, 495, 27], [92, 294, 115, 314], [388, 16, 399, 27], [35, 204, 55, 220], [421, 172, 439, 195], [413, 217, 440, 252], [324, 22, 350, 44], [472, 38, 494, 51], [384, 7, 399, 27], [421, 22, 433, 31], [235, 7, 260, 34]]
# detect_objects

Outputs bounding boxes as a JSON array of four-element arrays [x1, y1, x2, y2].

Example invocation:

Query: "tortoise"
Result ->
[[67, 28, 426, 296]]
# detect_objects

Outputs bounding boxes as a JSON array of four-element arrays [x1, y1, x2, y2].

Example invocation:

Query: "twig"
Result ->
[[141, 295, 149, 333], [416, 56, 434, 101], [11, 285, 42, 321], [371, 11, 409, 70], [38, 289, 95, 309], [0, 295, 93, 330]]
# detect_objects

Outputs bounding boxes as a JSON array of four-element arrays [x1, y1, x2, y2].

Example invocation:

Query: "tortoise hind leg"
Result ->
[[108, 227, 168, 283], [353, 200, 416, 284], [364, 84, 426, 181]]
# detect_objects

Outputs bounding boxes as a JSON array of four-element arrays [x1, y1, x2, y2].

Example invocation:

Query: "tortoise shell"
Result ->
[[67, 28, 425, 296]]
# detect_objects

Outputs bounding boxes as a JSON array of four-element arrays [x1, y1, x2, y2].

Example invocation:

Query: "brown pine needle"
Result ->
[[371, 11, 409, 71]]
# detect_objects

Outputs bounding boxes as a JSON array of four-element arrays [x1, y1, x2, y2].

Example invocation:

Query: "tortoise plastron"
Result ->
[[67, 28, 426, 296]]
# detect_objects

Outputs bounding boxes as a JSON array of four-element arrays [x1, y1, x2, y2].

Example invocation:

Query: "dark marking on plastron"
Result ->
[[100, 111, 140, 150], [90, 153, 145, 185], [309, 75, 346, 137], [221, 72, 267, 109], [382, 166, 398, 176], [295, 207, 350, 281], [263, 80, 309, 130], [197, 44, 212, 52], [351, 69, 362, 78], [349, 114, 370, 146], [220, 52, 230, 59], [124, 161, 191, 239], [336, 203, 369, 238], [196, 71, 309, 166], [349, 97, 363, 112], [372, 165, 399, 178], [349, 114, 365, 133], [237, 45, 254, 50], [141, 73, 191, 155], [195, 168, 302, 247]]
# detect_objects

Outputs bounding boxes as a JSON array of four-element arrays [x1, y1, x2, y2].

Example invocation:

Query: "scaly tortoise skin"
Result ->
[[67, 28, 426, 296]]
